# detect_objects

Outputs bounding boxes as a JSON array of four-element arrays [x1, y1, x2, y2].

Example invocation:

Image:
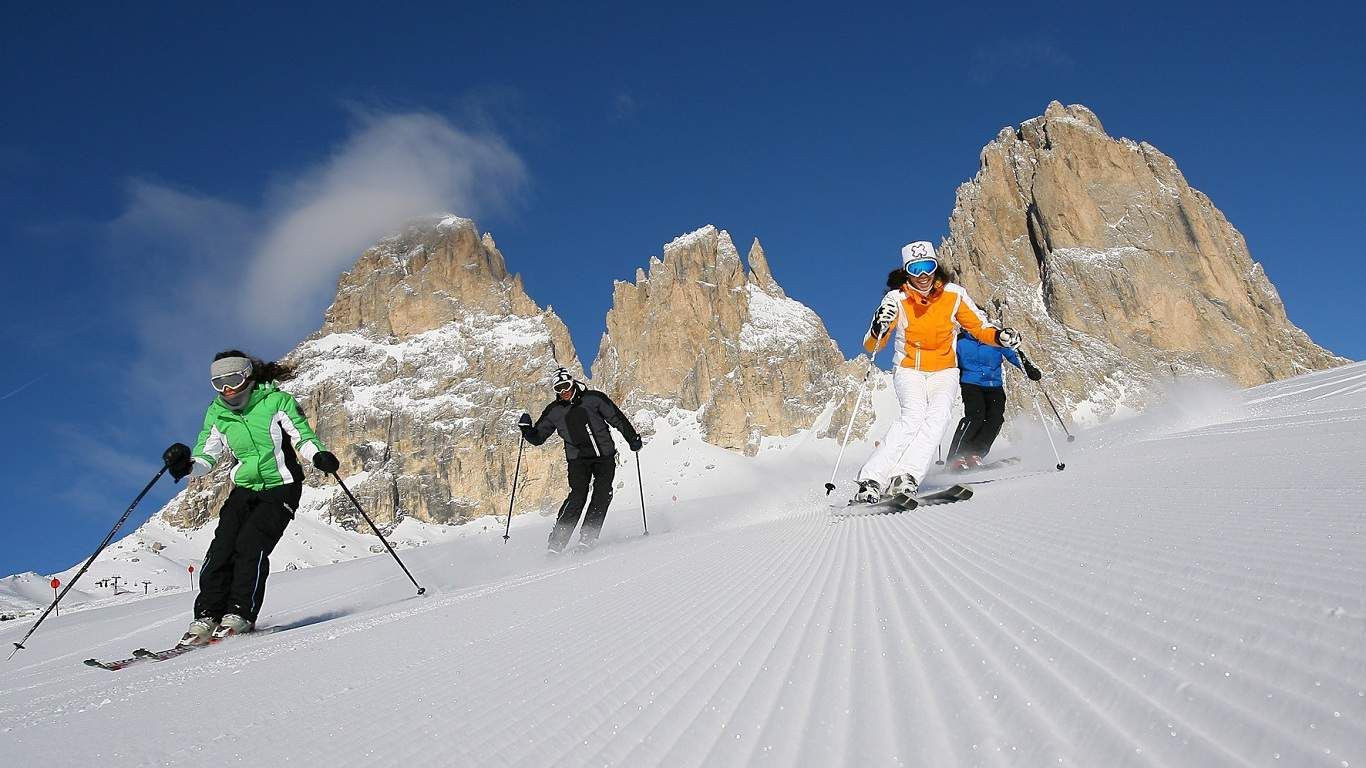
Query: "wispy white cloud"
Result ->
[[611, 91, 638, 121], [98, 109, 528, 442], [241, 112, 526, 333], [0, 374, 47, 402], [970, 39, 1075, 84], [51, 423, 161, 516]]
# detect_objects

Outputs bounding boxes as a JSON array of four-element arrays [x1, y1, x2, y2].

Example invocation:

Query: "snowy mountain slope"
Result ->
[[0, 483, 484, 618], [2, 363, 1363, 767]]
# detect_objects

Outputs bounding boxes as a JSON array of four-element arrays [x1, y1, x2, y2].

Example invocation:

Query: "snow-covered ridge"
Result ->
[[663, 224, 719, 252], [739, 283, 828, 354]]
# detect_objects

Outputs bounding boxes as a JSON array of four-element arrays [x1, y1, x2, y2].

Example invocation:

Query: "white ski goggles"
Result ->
[[211, 370, 250, 393]]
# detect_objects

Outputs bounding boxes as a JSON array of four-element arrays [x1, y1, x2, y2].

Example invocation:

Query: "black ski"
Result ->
[[831, 483, 974, 515], [82, 628, 272, 671], [83, 653, 148, 671], [83, 641, 215, 671]]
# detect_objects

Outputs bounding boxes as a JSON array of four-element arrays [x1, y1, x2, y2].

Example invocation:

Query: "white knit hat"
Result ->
[[901, 241, 937, 271]]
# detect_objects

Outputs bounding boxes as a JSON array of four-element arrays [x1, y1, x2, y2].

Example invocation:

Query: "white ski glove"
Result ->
[[870, 292, 901, 338]]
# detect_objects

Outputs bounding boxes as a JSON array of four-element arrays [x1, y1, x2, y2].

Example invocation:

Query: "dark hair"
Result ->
[[887, 263, 958, 290], [214, 349, 294, 383]]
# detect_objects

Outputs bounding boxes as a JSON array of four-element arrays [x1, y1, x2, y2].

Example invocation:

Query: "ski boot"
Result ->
[[885, 473, 919, 501], [179, 617, 218, 647], [212, 613, 253, 640], [852, 479, 883, 504]]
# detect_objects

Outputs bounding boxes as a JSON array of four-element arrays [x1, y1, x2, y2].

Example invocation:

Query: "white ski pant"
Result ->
[[858, 367, 959, 487]]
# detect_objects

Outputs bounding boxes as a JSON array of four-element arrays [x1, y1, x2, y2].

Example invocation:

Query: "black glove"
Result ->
[[995, 327, 1022, 349], [312, 450, 340, 474], [628, 436, 643, 452], [517, 413, 532, 428], [163, 442, 193, 483], [1022, 359, 1042, 381]]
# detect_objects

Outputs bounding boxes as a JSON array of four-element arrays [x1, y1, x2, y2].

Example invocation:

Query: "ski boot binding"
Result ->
[[179, 617, 219, 647], [852, 479, 883, 504], [212, 613, 252, 640]]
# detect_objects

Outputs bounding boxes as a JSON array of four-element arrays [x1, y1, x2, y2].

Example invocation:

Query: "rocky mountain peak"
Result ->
[[941, 102, 1344, 421], [593, 225, 861, 454], [745, 238, 782, 296], [160, 215, 582, 531], [321, 214, 540, 340]]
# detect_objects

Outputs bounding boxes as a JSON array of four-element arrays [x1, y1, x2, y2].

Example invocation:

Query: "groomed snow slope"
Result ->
[[2, 363, 1364, 767]]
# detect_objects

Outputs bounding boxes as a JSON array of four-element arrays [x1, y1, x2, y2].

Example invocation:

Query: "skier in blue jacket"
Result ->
[[946, 329, 1042, 470]]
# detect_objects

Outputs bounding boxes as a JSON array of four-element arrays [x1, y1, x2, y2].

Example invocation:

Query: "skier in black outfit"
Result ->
[[519, 368, 642, 553]]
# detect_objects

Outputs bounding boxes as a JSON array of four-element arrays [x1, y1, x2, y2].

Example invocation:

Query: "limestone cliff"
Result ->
[[939, 101, 1344, 421], [591, 226, 867, 454], [160, 216, 581, 530]]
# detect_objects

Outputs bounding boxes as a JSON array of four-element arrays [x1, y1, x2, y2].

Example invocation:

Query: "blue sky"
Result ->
[[2, 1, 1363, 576]]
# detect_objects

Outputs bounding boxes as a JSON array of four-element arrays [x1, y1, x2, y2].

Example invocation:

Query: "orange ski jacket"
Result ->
[[863, 281, 1000, 371]]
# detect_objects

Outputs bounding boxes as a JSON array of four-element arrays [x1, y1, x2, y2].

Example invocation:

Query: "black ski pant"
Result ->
[[948, 383, 1007, 460], [548, 455, 616, 551], [194, 483, 299, 623]]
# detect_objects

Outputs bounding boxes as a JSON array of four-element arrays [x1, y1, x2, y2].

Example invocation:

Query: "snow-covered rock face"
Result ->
[[940, 101, 1346, 422], [160, 216, 583, 531], [592, 226, 870, 454]]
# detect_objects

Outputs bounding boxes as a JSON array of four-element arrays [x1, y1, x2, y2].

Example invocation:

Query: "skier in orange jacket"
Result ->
[[853, 241, 1021, 503]]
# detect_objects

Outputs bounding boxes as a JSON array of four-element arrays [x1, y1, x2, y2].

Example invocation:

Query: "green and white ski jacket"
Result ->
[[191, 383, 326, 491]]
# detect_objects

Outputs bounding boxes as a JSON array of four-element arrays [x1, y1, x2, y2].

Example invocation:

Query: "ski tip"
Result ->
[[82, 658, 100, 666]]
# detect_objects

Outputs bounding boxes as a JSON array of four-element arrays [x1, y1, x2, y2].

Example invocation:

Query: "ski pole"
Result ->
[[330, 473, 426, 596], [503, 435, 525, 542], [10, 465, 168, 658], [636, 451, 649, 535], [936, 443, 944, 466], [1039, 388, 1075, 442], [825, 346, 882, 495], [1018, 349, 1074, 442], [1032, 396, 1066, 471]]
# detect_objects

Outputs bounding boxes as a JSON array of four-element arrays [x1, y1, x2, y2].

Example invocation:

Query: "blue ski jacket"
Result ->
[[956, 331, 1022, 389]]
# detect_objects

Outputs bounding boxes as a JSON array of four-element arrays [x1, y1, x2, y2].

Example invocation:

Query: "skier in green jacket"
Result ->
[[162, 351, 338, 645]]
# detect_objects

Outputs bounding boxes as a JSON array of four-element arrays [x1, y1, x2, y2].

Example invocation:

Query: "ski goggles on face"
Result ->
[[904, 258, 938, 277], [554, 380, 574, 394], [211, 370, 250, 393]]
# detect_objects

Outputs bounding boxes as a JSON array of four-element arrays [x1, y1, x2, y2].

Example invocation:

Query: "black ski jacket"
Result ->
[[522, 386, 640, 460]]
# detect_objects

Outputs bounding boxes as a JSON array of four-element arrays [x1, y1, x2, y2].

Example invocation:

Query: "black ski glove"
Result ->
[[628, 436, 643, 452], [517, 413, 534, 439], [312, 450, 340, 474], [1022, 359, 1043, 381], [163, 442, 193, 482]]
